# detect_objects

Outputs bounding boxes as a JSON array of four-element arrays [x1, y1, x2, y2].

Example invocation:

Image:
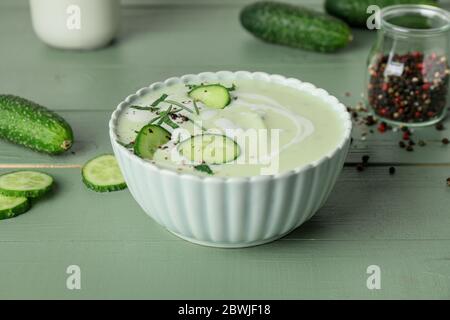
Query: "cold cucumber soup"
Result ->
[[116, 79, 345, 177]]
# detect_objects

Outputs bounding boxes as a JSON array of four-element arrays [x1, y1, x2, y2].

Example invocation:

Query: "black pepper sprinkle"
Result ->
[[389, 167, 396, 175], [356, 163, 364, 172], [418, 140, 426, 147], [362, 155, 370, 164], [406, 145, 414, 152], [436, 123, 445, 131], [399, 141, 406, 148], [447, 177, 450, 187], [442, 138, 449, 145], [365, 115, 376, 126]]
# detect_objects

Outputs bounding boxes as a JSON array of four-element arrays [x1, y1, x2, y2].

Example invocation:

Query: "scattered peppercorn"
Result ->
[[408, 140, 415, 146], [399, 141, 406, 148], [362, 155, 370, 164], [406, 145, 414, 152], [418, 140, 426, 147], [389, 167, 396, 175], [356, 163, 364, 172], [447, 177, 450, 187], [436, 123, 445, 131], [377, 122, 387, 133], [402, 132, 410, 140], [442, 138, 449, 145], [365, 115, 376, 126]]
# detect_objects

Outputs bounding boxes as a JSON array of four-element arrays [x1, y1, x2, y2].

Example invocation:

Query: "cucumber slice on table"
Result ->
[[0, 171, 54, 198], [82, 154, 127, 193], [178, 134, 240, 164], [0, 194, 30, 220], [134, 125, 171, 160], [188, 85, 231, 109]]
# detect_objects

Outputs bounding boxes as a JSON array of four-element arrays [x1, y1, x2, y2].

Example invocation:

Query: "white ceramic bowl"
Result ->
[[109, 71, 352, 248]]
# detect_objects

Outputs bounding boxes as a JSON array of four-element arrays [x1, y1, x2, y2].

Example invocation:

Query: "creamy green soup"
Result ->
[[116, 79, 345, 177]]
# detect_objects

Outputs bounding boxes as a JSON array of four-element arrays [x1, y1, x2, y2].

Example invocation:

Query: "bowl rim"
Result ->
[[109, 71, 352, 183]]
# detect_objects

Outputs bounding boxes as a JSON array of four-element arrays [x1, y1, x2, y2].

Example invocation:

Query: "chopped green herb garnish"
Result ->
[[148, 106, 183, 129], [149, 116, 161, 124], [129, 105, 160, 112], [163, 116, 180, 129], [193, 99, 200, 114], [151, 94, 169, 107], [194, 164, 214, 175], [226, 84, 236, 92], [156, 116, 165, 126], [164, 99, 196, 114], [117, 140, 135, 148]]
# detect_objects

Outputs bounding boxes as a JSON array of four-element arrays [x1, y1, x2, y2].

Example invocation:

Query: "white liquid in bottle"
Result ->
[[30, 0, 120, 50]]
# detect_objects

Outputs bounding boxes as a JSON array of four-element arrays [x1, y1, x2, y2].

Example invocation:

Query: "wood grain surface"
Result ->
[[1, 0, 449, 299]]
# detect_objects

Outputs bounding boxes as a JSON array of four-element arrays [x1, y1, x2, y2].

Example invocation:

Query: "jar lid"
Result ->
[[381, 4, 450, 36]]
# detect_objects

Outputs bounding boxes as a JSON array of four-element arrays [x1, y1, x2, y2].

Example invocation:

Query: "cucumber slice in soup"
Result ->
[[134, 125, 171, 159], [82, 154, 127, 192], [178, 134, 240, 164], [188, 85, 231, 109], [0, 194, 30, 220], [0, 171, 53, 198]]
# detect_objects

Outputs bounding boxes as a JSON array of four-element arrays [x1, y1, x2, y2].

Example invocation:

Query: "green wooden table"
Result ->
[[1, 0, 450, 299]]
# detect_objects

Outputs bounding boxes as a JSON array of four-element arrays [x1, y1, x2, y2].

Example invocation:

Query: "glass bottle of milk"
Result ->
[[29, 0, 120, 50]]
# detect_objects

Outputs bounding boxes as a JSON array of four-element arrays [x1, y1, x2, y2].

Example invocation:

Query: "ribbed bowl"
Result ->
[[109, 71, 352, 248]]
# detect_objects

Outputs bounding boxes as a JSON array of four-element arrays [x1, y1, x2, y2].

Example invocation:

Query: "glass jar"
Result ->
[[366, 5, 450, 127]]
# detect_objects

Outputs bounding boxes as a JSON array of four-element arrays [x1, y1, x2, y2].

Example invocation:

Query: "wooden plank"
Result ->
[[1, 111, 449, 165], [1, 1, 450, 300], [0, 167, 449, 299], [0, 167, 449, 242], [0, 0, 322, 8], [0, 6, 371, 69], [0, 240, 449, 299], [0, 4, 371, 109], [1, 5, 449, 165]]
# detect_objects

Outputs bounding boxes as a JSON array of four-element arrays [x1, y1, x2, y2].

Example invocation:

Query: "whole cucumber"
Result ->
[[325, 0, 438, 28], [0, 95, 74, 154], [240, 1, 353, 53]]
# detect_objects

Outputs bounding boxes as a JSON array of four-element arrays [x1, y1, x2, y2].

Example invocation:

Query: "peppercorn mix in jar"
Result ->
[[366, 5, 450, 126]]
